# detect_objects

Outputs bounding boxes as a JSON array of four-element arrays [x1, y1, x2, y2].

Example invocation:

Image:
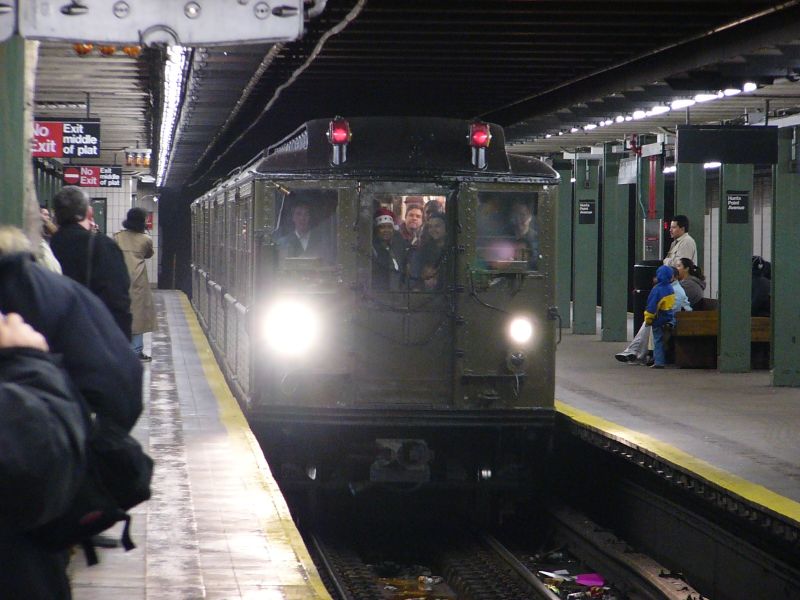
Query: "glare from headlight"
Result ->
[[508, 317, 533, 344], [261, 300, 320, 357]]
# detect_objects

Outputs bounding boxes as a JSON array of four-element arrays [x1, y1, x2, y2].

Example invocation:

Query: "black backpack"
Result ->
[[30, 418, 153, 565]]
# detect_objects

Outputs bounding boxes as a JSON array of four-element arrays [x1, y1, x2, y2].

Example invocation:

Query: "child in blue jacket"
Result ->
[[644, 265, 676, 368]]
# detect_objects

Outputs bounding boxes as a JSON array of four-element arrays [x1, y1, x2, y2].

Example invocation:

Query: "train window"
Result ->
[[475, 191, 539, 271], [274, 188, 338, 267], [371, 194, 449, 291]]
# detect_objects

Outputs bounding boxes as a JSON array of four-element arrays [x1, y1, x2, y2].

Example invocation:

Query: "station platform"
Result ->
[[69, 291, 330, 600], [555, 317, 800, 532]]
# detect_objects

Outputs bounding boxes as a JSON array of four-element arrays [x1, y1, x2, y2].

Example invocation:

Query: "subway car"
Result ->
[[190, 117, 560, 494]]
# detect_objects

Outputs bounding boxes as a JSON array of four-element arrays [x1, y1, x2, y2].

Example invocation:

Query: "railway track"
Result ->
[[305, 508, 702, 600]]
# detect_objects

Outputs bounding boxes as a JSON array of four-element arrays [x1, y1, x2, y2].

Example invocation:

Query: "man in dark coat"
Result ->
[[0, 227, 142, 431], [277, 202, 330, 261], [50, 186, 133, 340], [0, 312, 88, 599]]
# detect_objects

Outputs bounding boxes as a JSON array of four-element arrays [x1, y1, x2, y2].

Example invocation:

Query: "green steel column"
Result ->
[[554, 160, 573, 324], [601, 143, 627, 341], [572, 159, 600, 334], [718, 163, 754, 372], [771, 128, 800, 386], [0, 36, 28, 226], [675, 163, 705, 264]]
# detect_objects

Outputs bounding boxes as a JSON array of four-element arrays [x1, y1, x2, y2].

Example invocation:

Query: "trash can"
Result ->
[[632, 260, 662, 333]]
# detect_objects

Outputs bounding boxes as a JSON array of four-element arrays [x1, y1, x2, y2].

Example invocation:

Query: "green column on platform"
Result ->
[[572, 159, 600, 334], [601, 143, 627, 341], [771, 128, 800, 386], [718, 164, 754, 372], [0, 36, 28, 227], [554, 160, 573, 324], [675, 163, 706, 265]]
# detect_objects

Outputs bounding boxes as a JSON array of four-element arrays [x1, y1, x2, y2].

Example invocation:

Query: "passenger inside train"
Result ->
[[275, 191, 337, 266], [371, 194, 449, 291], [476, 192, 539, 271]]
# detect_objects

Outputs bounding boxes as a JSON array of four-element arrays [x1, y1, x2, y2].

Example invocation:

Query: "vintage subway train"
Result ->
[[190, 117, 560, 493]]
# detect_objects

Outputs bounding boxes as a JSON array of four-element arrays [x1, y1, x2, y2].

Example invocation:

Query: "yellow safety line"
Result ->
[[179, 294, 331, 599], [556, 399, 800, 525]]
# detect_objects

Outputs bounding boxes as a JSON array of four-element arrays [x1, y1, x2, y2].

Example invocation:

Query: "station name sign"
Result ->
[[33, 119, 101, 158], [63, 166, 122, 188]]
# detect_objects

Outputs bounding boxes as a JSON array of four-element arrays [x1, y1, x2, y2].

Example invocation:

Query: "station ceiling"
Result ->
[[32, 1, 800, 195]]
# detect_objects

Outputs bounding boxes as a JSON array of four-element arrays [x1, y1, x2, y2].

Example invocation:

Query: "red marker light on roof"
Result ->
[[469, 122, 492, 148], [327, 118, 351, 145]]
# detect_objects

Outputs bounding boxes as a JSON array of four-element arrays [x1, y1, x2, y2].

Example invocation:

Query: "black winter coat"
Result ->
[[0, 253, 142, 431], [0, 348, 88, 599], [50, 223, 133, 340]]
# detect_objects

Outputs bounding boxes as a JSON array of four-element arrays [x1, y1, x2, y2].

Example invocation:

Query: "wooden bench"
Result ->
[[673, 307, 770, 369]]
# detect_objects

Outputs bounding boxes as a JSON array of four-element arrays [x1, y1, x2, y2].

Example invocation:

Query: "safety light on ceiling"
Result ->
[[99, 45, 116, 56], [326, 117, 351, 166], [72, 42, 93, 56], [671, 98, 696, 110], [123, 45, 143, 58], [469, 121, 492, 169], [126, 148, 152, 167], [743, 82, 758, 93]]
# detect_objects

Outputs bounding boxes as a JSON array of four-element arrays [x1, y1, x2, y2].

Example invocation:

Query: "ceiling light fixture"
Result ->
[[584, 123, 597, 130], [671, 98, 696, 110], [156, 46, 189, 188], [703, 161, 721, 169], [647, 105, 671, 116], [615, 115, 625, 123], [694, 93, 720, 103], [723, 88, 742, 97], [743, 82, 758, 93], [663, 165, 677, 174], [570, 127, 579, 133], [632, 110, 647, 120]]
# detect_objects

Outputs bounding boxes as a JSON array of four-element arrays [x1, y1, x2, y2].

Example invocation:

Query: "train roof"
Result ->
[[254, 117, 559, 183]]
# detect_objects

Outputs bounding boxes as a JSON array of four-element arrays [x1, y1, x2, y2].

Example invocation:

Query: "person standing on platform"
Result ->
[[50, 186, 133, 341], [663, 214, 697, 268], [0, 312, 88, 600], [115, 208, 156, 362]]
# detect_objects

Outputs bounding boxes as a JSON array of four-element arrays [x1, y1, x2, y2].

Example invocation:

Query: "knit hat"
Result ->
[[374, 208, 396, 227], [123, 207, 147, 232]]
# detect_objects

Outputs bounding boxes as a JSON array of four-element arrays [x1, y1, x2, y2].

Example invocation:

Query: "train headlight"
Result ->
[[261, 300, 320, 357], [508, 317, 533, 345]]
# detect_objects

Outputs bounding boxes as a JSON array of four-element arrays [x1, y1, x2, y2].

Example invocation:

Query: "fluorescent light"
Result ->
[[632, 110, 647, 120], [647, 105, 671, 116], [584, 123, 597, 130], [703, 161, 721, 169], [603, 119, 613, 126], [545, 133, 552, 138], [615, 115, 625, 123], [570, 177, 576, 183], [663, 165, 677, 174], [694, 93, 720, 103], [156, 45, 189, 188], [671, 98, 696, 110], [743, 82, 757, 93], [624, 115, 633, 122], [558, 131, 564, 136], [723, 88, 742, 96], [570, 127, 579, 133]]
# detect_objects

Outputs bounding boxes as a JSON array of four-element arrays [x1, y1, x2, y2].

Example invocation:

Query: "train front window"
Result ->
[[475, 191, 539, 271], [274, 188, 338, 268], [370, 193, 449, 291]]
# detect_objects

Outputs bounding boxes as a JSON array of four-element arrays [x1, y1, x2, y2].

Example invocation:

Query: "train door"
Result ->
[[353, 181, 456, 407]]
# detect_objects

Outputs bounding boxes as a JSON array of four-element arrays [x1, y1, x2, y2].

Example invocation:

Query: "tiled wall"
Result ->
[[87, 177, 159, 285]]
